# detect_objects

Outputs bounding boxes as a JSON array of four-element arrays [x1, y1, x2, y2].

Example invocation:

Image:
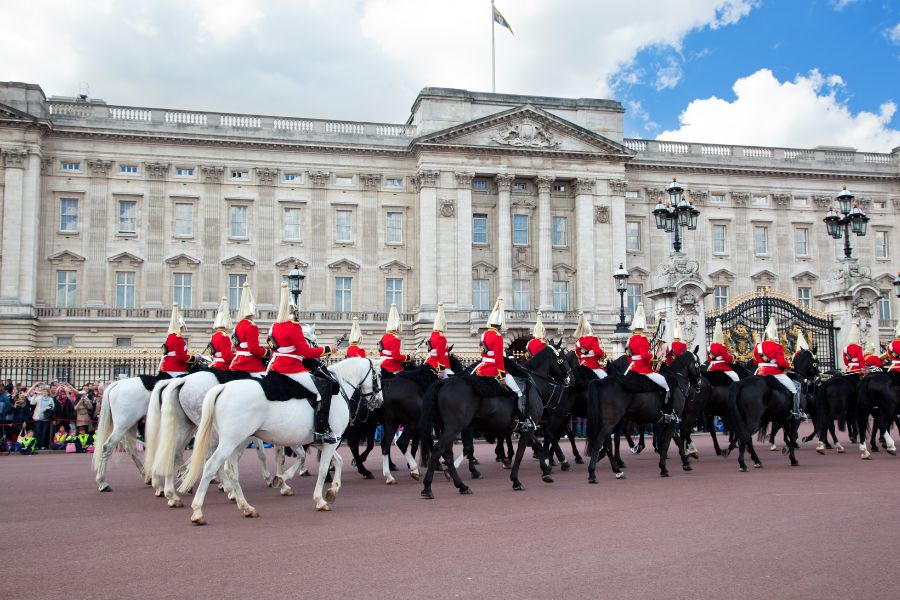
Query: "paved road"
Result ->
[[2, 428, 897, 600]]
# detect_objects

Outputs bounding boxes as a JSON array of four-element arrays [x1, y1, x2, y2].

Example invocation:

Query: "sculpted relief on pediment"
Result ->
[[490, 118, 560, 149]]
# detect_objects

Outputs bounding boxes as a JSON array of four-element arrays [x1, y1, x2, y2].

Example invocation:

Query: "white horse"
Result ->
[[179, 357, 381, 524]]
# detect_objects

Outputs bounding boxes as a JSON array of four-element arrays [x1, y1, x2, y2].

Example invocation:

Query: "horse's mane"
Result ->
[[328, 356, 369, 381], [662, 350, 695, 373]]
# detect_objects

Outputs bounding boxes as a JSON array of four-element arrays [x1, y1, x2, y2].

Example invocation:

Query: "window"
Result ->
[[875, 231, 889, 258], [335, 210, 353, 243], [119, 165, 138, 174], [335, 277, 352, 311], [228, 274, 246, 310], [625, 190, 639, 199], [56, 336, 73, 348], [513, 215, 529, 245], [875, 200, 887, 210], [710, 194, 725, 204], [795, 228, 809, 257], [714, 285, 729, 309], [176, 167, 194, 177], [552, 281, 569, 311], [512, 181, 527, 192], [173, 273, 192, 309], [385, 177, 403, 188], [626, 221, 641, 252], [472, 279, 489, 310], [56, 271, 76, 308], [754, 226, 769, 255], [231, 170, 249, 180], [797, 287, 811, 308], [472, 214, 488, 245], [229, 205, 248, 238], [282, 173, 299, 182], [552, 184, 567, 193], [878, 294, 892, 323], [752, 195, 767, 207], [626, 283, 643, 317], [61, 161, 80, 172], [513, 279, 530, 310], [115, 272, 135, 308], [712, 224, 727, 254], [472, 180, 488, 191], [552, 217, 567, 247], [118, 200, 136, 233], [385, 212, 403, 244], [59, 198, 78, 232], [385, 278, 403, 311], [174, 203, 193, 237], [334, 176, 353, 186], [115, 337, 132, 347], [283, 208, 301, 241], [793, 197, 808, 208]]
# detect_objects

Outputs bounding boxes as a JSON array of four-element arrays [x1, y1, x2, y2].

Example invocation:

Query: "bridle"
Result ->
[[337, 358, 382, 425], [519, 345, 572, 412]]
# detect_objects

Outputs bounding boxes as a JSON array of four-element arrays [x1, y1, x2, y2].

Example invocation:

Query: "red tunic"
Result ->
[[209, 331, 234, 370], [526, 338, 546, 358], [229, 319, 267, 373], [160, 333, 191, 372], [475, 327, 505, 377], [842, 343, 865, 374], [379, 333, 407, 373], [707, 342, 734, 372], [627, 334, 653, 375], [268, 321, 324, 374], [346, 344, 366, 358], [888, 340, 900, 373], [425, 331, 451, 370], [576, 336, 605, 370], [665, 340, 687, 365], [864, 353, 884, 368], [754, 341, 790, 376]]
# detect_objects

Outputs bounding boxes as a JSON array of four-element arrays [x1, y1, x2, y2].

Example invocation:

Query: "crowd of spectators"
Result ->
[[0, 378, 107, 454]]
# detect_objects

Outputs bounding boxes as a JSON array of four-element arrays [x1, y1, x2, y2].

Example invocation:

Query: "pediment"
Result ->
[[275, 256, 310, 269], [750, 269, 778, 283], [472, 260, 497, 274], [0, 101, 39, 122], [47, 250, 86, 264], [411, 105, 633, 158], [378, 260, 411, 273], [165, 253, 201, 266], [873, 272, 896, 286], [220, 255, 256, 268], [628, 266, 650, 280], [328, 258, 360, 272], [552, 262, 576, 275], [107, 251, 144, 265], [708, 268, 737, 282], [791, 270, 819, 283], [512, 261, 538, 275]]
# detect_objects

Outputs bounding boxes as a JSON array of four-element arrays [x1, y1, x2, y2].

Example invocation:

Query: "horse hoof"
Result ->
[[501, 461, 511, 470], [363, 472, 374, 480], [154, 489, 164, 498], [660, 471, 670, 478], [472, 458, 480, 465], [281, 488, 294, 496], [351, 459, 357, 467], [754, 462, 763, 469], [588, 476, 598, 484], [243, 508, 259, 518], [739, 466, 748, 472], [615, 472, 626, 480], [300, 470, 311, 477], [443, 470, 452, 482], [791, 461, 799, 467], [574, 456, 584, 465], [191, 516, 206, 526], [99, 484, 112, 493], [541, 475, 554, 484], [682, 464, 693, 472], [887, 449, 897, 456], [409, 472, 420, 481], [471, 471, 482, 480], [770, 445, 778, 452], [325, 489, 337, 503], [511, 483, 524, 491], [460, 486, 473, 495], [168, 499, 184, 508], [836, 447, 845, 454], [318, 504, 331, 512], [386, 479, 397, 485], [420, 489, 434, 499], [781, 447, 789, 456], [271, 477, 283, 488], [861, 452, 871, 460], [560, 462, 571, 472]]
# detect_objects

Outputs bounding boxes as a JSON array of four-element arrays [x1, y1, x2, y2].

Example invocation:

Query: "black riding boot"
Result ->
[[515, 393, 536, 432], [660, 391, 680, 424], [791, 387, 807, 421], [314, 394, 337, 444]]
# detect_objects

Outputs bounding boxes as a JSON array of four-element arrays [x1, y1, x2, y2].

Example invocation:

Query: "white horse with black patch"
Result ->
[[179, 356, 381, 524]]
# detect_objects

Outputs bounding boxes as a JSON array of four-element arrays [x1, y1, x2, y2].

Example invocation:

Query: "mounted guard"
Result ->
[[754, 316, 805, 421], [888, 320, 900, 373], [707, 318, 738, 382], [229, 283, 267, 376], [425, 303, 452, 378], [378, 303, 408, 378], [626, 303, 676, 423], [574, 309, 606, 379], [160, 303, 192, 376], [526, 311, 547, 358], [842, 323, 865, 375], [346, 317, 366, 358], [863, 341, 883, 371], [665, 317, 687, 365], [208, 296, 234, 371]]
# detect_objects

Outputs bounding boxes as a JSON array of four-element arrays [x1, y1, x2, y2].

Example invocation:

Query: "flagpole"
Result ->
[[491, 0, 496, 92]]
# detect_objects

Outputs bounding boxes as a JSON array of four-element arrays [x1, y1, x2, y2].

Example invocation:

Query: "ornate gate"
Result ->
[[705, 288, 838, 371]]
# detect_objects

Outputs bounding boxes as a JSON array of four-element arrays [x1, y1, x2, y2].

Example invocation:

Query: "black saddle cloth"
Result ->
[[458, 374, 517, 399], [395, 364, 438, 391], [759, 375, 795, 397], [701, 369, 738, 388], [572, 365, 599, 392], [253, 372, 335, 403], [611, 371, 665, 394], [139, 372, 172, 391]]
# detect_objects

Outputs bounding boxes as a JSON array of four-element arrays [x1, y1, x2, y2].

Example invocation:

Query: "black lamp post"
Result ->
[[893, 272, 900, 298], [652, 178, 699, 253], [823, 185, 869, 259], [613, 263, 629, 333], [286, 264, 306, 308]]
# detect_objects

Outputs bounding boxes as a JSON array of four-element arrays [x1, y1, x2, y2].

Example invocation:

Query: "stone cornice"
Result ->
[[625, 160, 898, 184]]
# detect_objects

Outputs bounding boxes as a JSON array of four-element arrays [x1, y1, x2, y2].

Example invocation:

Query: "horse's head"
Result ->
[[304, 323, 318, 347], [448, 353, 466, 374], [546, 341, 574, 386], [666, 350, 702, 393], [792, 348, 819, 381]]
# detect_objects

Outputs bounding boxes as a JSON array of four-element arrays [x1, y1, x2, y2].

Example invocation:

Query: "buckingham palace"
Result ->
[[0, 80, 897, 353]]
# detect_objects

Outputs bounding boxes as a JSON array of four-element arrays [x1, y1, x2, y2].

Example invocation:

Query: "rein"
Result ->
[[329, 359, 382, 427]]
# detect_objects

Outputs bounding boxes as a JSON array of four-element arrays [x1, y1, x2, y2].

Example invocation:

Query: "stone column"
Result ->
[[495, 174, 514, 303], [0, 149, 27, 303], [536, 175, 554, 311], [18, 152, 41, 308], [255, 167, 278, 306], [455, 172, 475, 310], [85, 159, 113, 306], [201, 165, 224, 307], [415, 170, 440, 311], [359, 173, 382, 312], [144, 162, 169, 308], [307, 170, 330, 310], [574, 178, 596, 311]]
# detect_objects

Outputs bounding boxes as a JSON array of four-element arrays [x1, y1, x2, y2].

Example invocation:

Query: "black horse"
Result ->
[[762, 349, 819, 451], [681, 361, 752, 457], [585, 351, 701, 483], [537, 350, 593, 471], [854, 371, 899, 459], [807, 372, 858, 454]]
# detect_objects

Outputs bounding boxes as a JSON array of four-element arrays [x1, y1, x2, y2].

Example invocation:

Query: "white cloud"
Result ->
[[829, 0, 859, 10], [0, 0, 757, 122], [658, 68, 900, 152], [886, 22, 900, 44], [655, 57, 683, 90]]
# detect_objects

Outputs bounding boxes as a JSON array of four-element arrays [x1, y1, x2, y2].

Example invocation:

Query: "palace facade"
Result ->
[[0, 81, 897, 352]]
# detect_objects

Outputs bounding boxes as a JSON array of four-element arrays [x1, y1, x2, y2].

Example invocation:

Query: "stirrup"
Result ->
[[314, 431, 338, 444], [659, 412, 680, 425], [792, 411, 808, 422], [515, 418, 537, 433]]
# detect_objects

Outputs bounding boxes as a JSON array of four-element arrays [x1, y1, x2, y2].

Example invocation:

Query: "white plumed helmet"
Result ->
[[533, 311, 546, 340], [844, 322, 860, 347], [764, 316, 779, 342], [167, 303, 185, 335], [433, 303, 447, 332], [212, 296, 232, 331], [386, 303, 401, 333], [574, 310, 592, 338], [712, 318, 725, 345], [630, 302, 647, 331], [487, 297, 505, 329], [795, 328, 811, 353], [349, 317, 362, 344], [275, 283, 291, 323], [237, 283, 257, 320]]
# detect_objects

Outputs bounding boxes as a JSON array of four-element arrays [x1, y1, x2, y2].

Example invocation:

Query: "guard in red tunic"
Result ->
[[754, 316, 804, 420], [526, 311, 547, 359], [425, 303, 453, 378], [626, 303, 675, 423], [574, 310, 607, 379], [268, 283, 334, 442], [863, 341, 884, 370], [707, 318, 738, 382], [229, 283, 267, 376], [475, 297, 531, 430], [842, 323, 865, 375], [345, 317, 366, 358], [888, 320, 900, 373], [160, 303, 192, 376], [208, 296, 234, 371], [665, 318, 688, 366], [378, 304, 408, 377]]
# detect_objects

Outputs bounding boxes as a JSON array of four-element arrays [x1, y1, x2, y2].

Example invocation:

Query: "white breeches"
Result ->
[[722, 370, 740, 382], [644, 372, 669, 391], [284, 372, 320, 398], [505, 373, 523, 396], [772, 373, 797, 393], [592, 368, 608, 380], [440, 368, 455, 380]]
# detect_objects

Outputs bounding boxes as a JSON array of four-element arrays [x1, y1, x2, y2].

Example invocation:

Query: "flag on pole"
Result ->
[[493, 3, 514, 35]]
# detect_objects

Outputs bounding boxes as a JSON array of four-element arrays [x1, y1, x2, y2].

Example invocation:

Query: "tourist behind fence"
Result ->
[[28, 383, 54, 449], [74, 389, 93, 433], [51, 425, 68, 450], [16, 428, 37, 455]]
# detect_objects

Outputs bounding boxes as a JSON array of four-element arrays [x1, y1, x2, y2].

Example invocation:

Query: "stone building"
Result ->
[[0, 81, 897, 354]]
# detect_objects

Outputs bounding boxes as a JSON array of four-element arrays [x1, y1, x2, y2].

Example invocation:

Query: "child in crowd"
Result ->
[[51, 425, 69, 450], [16, 429, 37, 455], [75, 426, 93, 453]]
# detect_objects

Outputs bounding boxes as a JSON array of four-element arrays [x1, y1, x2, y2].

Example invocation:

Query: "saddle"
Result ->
[[139, 372, 172, 391], [612, 371, 666, 394], [701, 369, 738, 388], [395, 363, 438, 392], [458, 374, 518, 399], [759, 375, 795, 397], [253, 372, 337, 404]]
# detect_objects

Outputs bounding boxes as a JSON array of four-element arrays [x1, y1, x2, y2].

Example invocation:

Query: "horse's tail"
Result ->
[[836, 385, 847, 432], [418, 379, 446, 466], [585, 380, 602, 457], [756, 419, 770, 443], [179, 383, 224, 493], [92, 380, 118, 472], [725, 380, 751, 449], [855, 377, 870, 442], [152, 377, 187, 477], [142, 380, 169, 482]]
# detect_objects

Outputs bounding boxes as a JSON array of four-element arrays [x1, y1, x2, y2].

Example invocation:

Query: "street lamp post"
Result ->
[[286, 264, 306, 309], [613, 263, 629, 333], [893, 272, 900, 298], [823, 186, 869, 259], [652, 178, 699, 253]]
